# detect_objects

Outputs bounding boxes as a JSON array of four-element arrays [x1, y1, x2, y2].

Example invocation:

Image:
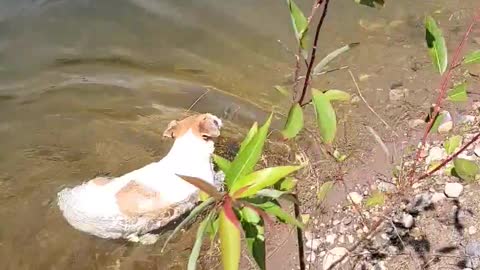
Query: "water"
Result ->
[[0, 0, 477, 269]]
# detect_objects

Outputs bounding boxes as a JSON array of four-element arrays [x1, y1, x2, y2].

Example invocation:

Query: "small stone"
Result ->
[[377, 181, 397, 193], [338, 235, 345, 244], [323, 247, 349, 270], [343, 217, 353, 225], [407, 193, 432, 214], [306, 238, 322, 251], [347, 235, 354, 244], [333, 220, 341, 226], [412, 182, 422, 189], [444, 182, 463, 198], [431, 192, 446, 203], [371, 261, 387, 270], [408, 119, 425, 129], [460, 115, 476, 124], [466, 241, 480, 268], [319, 251, 326, 257], [469, 226, 477, 235], [138, 233, 160, 245], [426, 146, 446, 164], [306, 252, 317, 263], [347, 192, 363, 204], [325, 234, 337, 245], [402, 213, 414, 228], [389, 89, 405, 101], [438, 111, 453, 134], [305, 231, 315, 241]]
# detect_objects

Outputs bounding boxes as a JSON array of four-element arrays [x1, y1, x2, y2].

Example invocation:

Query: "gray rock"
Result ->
[[444, 183, 463, 198], [466, 242, 480, 268], [377, 181, 397, 193], [426, 146, 446, 165], [407, 193, 433, 214], [325, 234, 337, 245]]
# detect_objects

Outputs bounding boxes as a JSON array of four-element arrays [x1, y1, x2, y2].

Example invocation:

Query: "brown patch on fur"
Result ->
[[115, 181, 169, 218], [90, 177, 112, 186], [163, 113, 220, 139]]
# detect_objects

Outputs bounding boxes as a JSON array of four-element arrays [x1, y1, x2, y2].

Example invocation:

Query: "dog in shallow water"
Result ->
[[57, 113, 222, 243]]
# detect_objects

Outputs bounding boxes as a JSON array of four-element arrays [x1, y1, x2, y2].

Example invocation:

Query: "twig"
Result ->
[[410, 12, 480, 180], [293, 194, 306, 270], [348, 69, 397, 136], [298, 0, 331, 105], [185, 88, 210, 113], [365, 126, 391, 161], [418, 131, 480, 180]]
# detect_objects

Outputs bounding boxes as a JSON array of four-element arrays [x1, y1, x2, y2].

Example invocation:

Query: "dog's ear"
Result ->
[[163, 120, 178, 138]]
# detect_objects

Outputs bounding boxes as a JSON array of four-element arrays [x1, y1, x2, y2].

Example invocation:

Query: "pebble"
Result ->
[[306, 252, 316, 263], [371, 261, 387, 270], [469, 226, 477, 235], [402, 213, 414, 228], [347, 235, 354, 244], [306, 238, 322, 251], [351, 95, 361, 104], [319, 251, 326, 257], [460, 115, 476, 124], [347, 192, 363, 204], [407, 193, 433, 214], [322, 247, 349, 270], [333, 220, 340, 226], [426, 146, 446, 164], [305, 231, 315, 241], [389, 89, 406, 101], [431, 192, 446, 204], [338, 235, 345, 244], [377, 181, 397, 193], [343, 217, 353, 225], [444, 182, 463, 198], [325, 234, 337, 245], [438, 111, 453, 133], [466, 241, 480, 268]]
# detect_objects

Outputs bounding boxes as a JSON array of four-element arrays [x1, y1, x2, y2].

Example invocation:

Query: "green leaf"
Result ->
[[281, 103, 304, 139], [256, 189, 288, 199], [354, 0, 385, 8], [323, 90, 352, 102], [333, 149, 348, 162], [226, 114, 272, 187], [365, 191, 385, 208], [230, 165, 303, 198], [425, 16, 448, 74], [312, 89, 337, 144], [276, 177, 298, 192], [444, 135, 462, 155], [317, 180, 335, 202], [430, 111, 445, 134], [213, 154, 232, 173], [243, 222, 266, 270], [447, 83, 468, 102], [453, 158, 480, 182], [239, 122, 258, 154], [463, 50, 480, 64], [313, 43, 359, 75], [176, 175, 224, 200], [274, 85, 290, 96], [205, 215, 219, 241], [286, 0, 309, 52], [188, 212, 214, 270], [241, 207, 261, 224], [254, 201, 304, 229], [219, 206, 241, 270], [161, 197, 215, 252]]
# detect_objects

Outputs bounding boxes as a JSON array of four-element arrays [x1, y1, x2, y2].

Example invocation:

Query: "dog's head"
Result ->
[[163, 113, 222, 141]]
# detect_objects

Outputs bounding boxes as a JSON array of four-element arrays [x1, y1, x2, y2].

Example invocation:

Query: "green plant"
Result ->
[[164, 115, 304, 270]]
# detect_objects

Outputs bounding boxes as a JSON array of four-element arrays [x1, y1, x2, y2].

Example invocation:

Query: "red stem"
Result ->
[[298, 0, 331, 105], [409, 12, 480, 181], [418, 132, 480, 180]]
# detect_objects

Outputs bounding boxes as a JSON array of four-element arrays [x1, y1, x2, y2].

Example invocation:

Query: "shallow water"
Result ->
[[0, 0, 478, 269]]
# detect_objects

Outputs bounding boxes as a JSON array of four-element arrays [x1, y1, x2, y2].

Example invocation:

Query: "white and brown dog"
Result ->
[[57, 113, 222, 243]]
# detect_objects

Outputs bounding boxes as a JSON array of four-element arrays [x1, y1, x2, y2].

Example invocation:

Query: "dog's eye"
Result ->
[[202, 135, 210, 141]]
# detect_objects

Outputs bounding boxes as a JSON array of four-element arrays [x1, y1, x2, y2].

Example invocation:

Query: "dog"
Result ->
[[57, 113, 222, 243]]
